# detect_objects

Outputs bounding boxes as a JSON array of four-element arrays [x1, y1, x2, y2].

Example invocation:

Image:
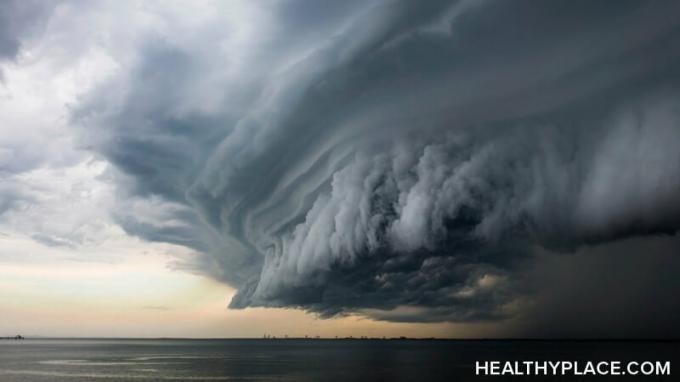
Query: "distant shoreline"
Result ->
[[3, 337, 679, 342], [0, 336, 24, 340]]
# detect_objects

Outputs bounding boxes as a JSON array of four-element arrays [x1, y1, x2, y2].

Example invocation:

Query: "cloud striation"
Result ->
[[70, 0, 680, 331]]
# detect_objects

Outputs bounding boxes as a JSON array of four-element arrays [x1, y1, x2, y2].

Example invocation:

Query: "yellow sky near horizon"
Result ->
[[0, 159, 496, 340], [0, 234, 495, 339]]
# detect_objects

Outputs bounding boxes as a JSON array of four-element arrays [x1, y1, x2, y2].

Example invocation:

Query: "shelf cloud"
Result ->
[[50, 0, 680, 331]]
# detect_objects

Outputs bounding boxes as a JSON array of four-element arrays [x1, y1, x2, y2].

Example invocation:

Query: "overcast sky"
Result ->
[[1, 0, 680, 338]]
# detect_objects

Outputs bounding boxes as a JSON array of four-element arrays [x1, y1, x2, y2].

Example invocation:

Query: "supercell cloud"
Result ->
[[33, 0, 680, 330]]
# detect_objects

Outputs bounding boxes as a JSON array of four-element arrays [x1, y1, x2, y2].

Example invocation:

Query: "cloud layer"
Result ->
[[5, 0, 680, 333]]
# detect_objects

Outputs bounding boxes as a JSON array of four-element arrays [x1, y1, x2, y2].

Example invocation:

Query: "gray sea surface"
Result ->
[[0, 339, 678, 381]]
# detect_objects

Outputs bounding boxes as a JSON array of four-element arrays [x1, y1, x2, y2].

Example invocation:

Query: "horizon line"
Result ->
[[4, 336, 679, 342]]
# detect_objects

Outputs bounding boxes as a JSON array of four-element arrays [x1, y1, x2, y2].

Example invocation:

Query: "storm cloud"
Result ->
[[68, 0, 680, 332], [0, 0, 58, 80]]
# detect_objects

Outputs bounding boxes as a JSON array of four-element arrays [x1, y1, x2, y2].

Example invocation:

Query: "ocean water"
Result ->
[[0, 339, 678, 381]]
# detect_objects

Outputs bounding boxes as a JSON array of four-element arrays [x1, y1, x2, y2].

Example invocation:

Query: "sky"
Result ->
[[1, 0, 680, 338]]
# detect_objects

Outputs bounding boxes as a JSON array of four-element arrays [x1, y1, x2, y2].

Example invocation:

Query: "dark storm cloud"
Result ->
[[0, 0, 58, 60], [76, 0, 680, 330]]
